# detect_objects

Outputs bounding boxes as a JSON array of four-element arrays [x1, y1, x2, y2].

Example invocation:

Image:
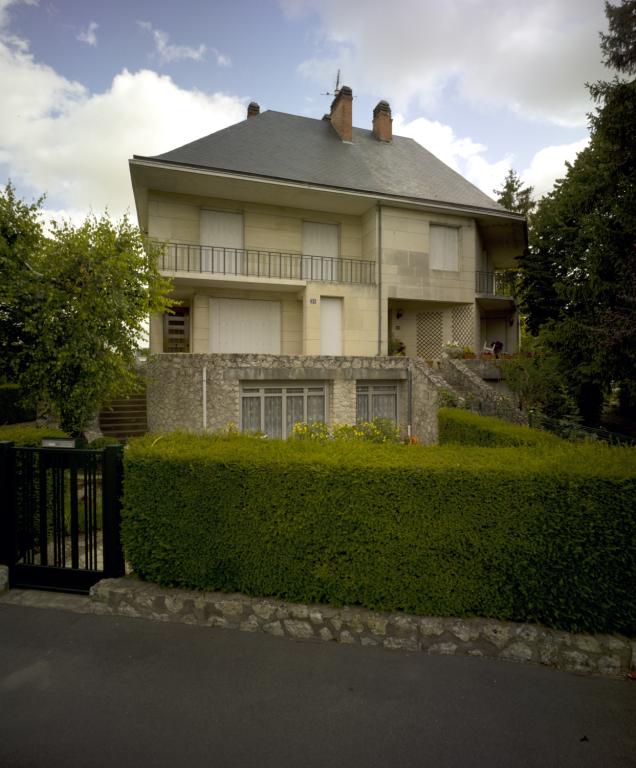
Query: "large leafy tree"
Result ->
[[517, 0, 636, 425], [0, 183, 171, 434]]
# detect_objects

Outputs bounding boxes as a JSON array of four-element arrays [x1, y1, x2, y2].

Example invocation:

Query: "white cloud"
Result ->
[[214, 50, 231, 67], [284, 0, 608, 127], [0, 0, 37, 29], [138, 20, 207, 64], [76, 21, 98, 47], [393, 113, 588, 201], [393, 113, 511, 199], [0, 29, 246, 220], [521, 139, 589, 197]]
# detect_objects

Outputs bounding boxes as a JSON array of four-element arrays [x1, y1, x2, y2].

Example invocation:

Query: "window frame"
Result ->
[[240, 382, 327, 438], [429, 223, 461, 272], [356, 382, 399, 423]]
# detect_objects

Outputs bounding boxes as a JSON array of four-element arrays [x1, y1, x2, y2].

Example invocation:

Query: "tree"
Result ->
[[515, 0, 636, 425], [601, 0, 636, 74], [0, 184, 172, 434], [493, 169, 536, 220]]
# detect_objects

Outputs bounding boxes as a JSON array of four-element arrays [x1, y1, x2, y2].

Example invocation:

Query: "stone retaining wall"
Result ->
[[146, 353, 439, 444], [0, 565, 8, 595], [439, 358, 527, 424], [89, 578, 635, 680]]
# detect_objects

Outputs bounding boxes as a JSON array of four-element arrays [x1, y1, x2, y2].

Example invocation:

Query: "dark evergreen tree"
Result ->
[[516, 0, 636, 425]]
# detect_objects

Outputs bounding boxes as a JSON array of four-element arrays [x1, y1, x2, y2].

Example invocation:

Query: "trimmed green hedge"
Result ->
[[122, 433, 636, 634], [0, 384, 36, 425], [0, 424, 69, 447], [439, 408, 561, 447]]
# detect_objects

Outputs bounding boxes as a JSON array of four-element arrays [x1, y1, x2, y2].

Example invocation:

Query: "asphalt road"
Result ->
[[0, 603, 634, 768]]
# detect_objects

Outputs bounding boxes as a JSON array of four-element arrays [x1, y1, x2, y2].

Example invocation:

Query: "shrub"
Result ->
[[439, 408, 561, 447], [0, 424, 68, 447], [122, 433, 636, 634], [292, 418, 401, 444], [0, 384, 36, 425], [89, 436, 123, 449]]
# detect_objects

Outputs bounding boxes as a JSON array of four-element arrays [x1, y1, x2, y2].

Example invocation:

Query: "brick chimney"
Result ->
[[372, 100, 392, 142], [329, 86, 353, 142], [247, 101, 260, 118]]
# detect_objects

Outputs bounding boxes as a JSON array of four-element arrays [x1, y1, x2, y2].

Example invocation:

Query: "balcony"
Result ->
[[475, 270, 520, 297], [157, 242, 376, 285]]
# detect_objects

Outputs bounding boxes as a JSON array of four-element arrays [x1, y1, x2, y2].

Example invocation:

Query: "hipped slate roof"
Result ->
[[137, 110, 507, 214]]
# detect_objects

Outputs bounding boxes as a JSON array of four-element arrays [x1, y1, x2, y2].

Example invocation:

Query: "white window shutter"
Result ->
[[430, 225, 459, 271], [302, 222, 338, 257]]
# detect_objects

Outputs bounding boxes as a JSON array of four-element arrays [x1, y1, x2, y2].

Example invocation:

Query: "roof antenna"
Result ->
[[321, 69, 342, 97]]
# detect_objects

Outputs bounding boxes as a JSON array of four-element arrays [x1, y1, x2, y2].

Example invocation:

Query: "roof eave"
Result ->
[[129, 156, 525, 223]]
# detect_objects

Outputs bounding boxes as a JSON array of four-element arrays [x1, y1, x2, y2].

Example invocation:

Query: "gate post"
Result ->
[[102, 444, 125, 578], [0, 442, 15, 567]]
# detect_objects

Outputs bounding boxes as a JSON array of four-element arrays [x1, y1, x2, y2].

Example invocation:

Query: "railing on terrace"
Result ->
[[157, 242, 376, 285], [475, 270, 521, 297]]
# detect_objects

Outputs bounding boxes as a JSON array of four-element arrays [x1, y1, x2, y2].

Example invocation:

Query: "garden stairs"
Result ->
[[432, 358, 527, 425], [99, 392, 147, 441]]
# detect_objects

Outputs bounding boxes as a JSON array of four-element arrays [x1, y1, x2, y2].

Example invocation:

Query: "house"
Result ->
[[129, 86, 526, 442]]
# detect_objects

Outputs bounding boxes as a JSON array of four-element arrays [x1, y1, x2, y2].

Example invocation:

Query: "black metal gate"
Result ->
[[0, 442, 125, 593]]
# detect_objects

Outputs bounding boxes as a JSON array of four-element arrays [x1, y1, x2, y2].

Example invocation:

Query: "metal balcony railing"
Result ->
[[475, 270, 521, 297], [157, 242, 376, 285]]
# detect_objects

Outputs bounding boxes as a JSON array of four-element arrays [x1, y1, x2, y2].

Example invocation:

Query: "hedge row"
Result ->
[[0, 384, 36, 425], [122, 433, 636, 634], [0, 424, 68, 447], [438, 407, 560, 447]]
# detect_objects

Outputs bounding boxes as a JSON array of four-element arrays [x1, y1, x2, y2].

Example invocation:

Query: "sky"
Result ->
[[0, 0, 613, 225]]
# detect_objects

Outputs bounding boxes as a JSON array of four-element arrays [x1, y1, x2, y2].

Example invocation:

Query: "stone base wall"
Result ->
[[89, 578, 636, 679], [439, 358, 527, 425], [146, 353, 439, 444]]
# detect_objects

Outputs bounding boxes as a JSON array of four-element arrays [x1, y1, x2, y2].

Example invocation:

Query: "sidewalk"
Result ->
[[1, 600, 635, 768]]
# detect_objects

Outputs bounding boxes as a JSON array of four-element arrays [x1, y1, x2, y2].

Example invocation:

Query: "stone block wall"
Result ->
[[439, 358, 527, 425], [146, 353, 439, 443], [89, 579, 636, 680]]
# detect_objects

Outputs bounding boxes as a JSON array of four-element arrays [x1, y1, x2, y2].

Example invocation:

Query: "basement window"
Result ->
[[356, 383, 398, 423], [240, 383, 326, 439]]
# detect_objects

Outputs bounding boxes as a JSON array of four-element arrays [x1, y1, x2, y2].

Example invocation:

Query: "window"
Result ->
[[302, 221, 339, 281], [241, 383, 326, 438], [430, 224, 459, 271], [200, 210, 244, 274], [356, 383, 398, 423], [163, 305, 190, 353]]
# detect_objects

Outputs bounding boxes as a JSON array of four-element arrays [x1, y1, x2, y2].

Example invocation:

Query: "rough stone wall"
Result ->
[[0, 565, 8, 595], [89, 579, 636, 680], [146, 353, 439, 443], [439, 358, 527, 425]]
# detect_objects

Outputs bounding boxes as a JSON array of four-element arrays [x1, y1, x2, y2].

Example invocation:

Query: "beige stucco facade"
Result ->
[[145, 190, 519, 359]]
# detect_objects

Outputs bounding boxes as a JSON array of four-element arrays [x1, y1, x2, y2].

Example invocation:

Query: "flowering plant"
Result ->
[[442, 340, 463, 359], [291, 418, 400, 444]]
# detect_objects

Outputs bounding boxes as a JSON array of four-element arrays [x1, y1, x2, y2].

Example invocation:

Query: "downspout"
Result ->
[[407, 361, 413, 441], [377, 203, 383, 356], [202, 364, 207, 430]]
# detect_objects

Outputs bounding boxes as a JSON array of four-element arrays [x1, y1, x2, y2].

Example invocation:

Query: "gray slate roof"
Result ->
[[139, 111, 507, 214]]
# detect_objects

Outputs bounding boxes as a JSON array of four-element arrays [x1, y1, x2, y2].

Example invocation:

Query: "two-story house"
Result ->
[[129, 86, 526, 442]]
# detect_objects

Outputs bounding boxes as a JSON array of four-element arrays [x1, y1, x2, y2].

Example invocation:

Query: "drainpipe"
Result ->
[[377, 203, 383, 356], [407, 361, 413, 440], [202, 364, 207, 430]]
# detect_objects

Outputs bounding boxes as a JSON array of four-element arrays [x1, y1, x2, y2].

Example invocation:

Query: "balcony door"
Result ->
[[302, 221, 338, 281], [200, 210, 244, 274]]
